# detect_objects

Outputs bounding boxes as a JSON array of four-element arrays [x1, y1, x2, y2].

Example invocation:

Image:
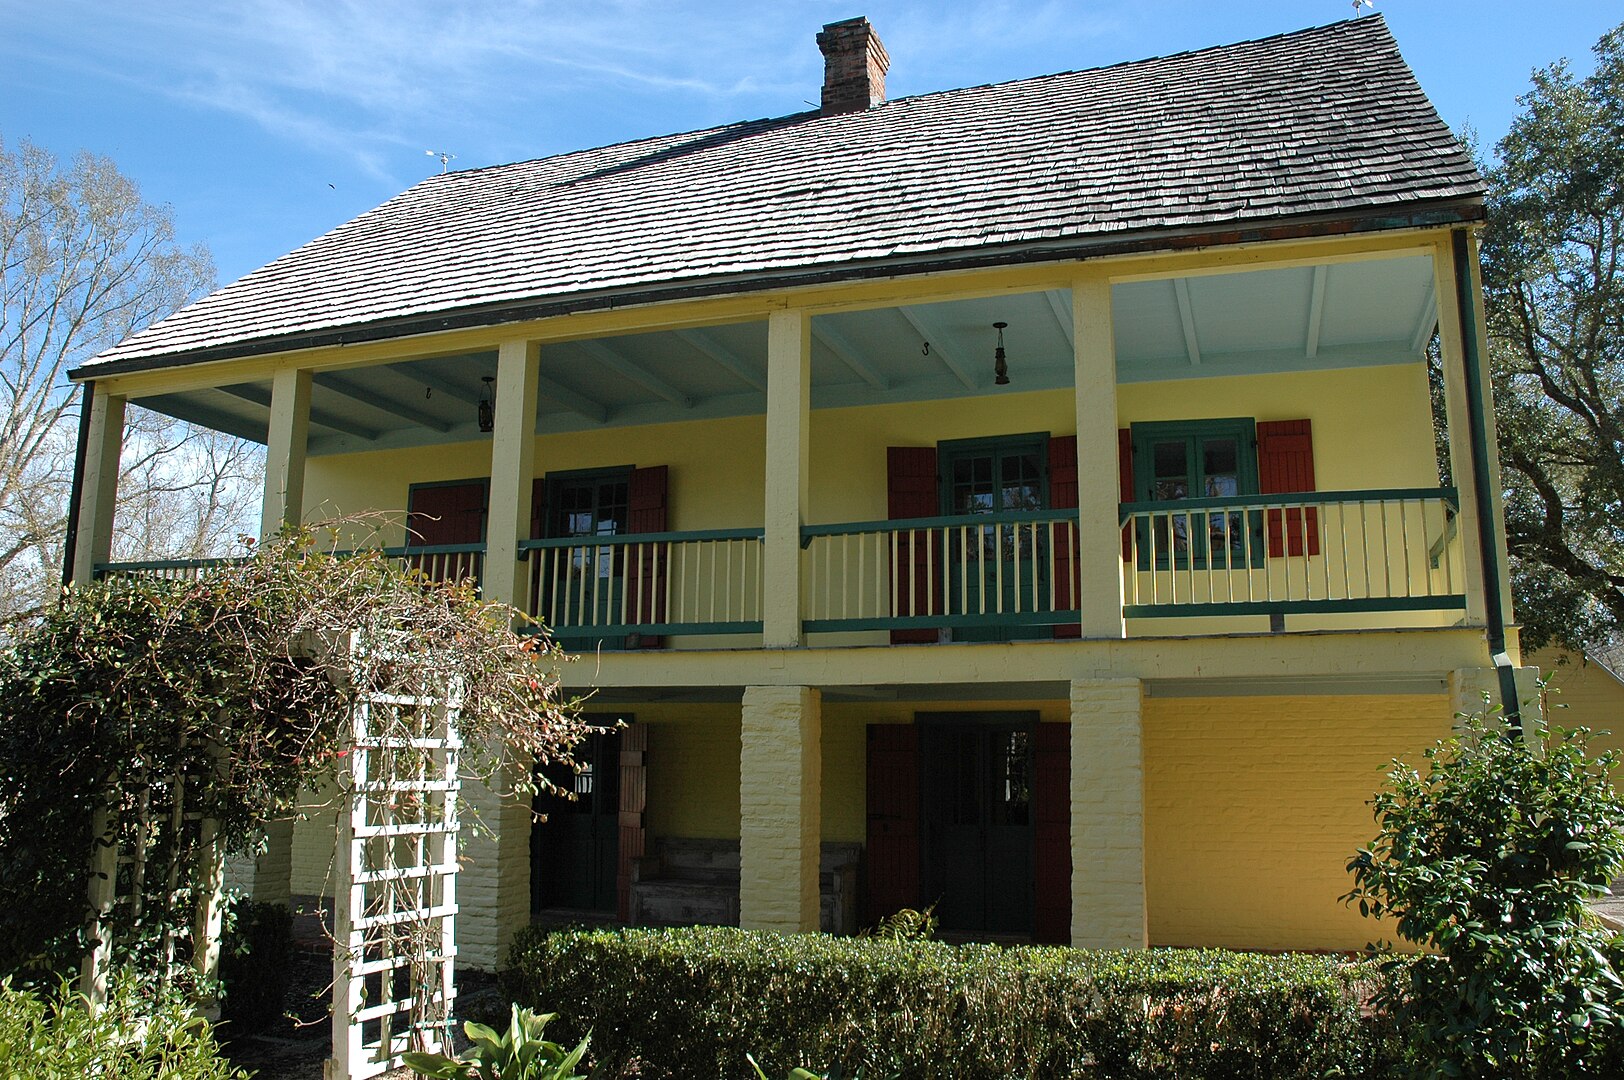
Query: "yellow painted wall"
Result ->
[[1142, 692, 1450, 951], [632, 703, 742, 840], [1529, 648, 1624, 756]]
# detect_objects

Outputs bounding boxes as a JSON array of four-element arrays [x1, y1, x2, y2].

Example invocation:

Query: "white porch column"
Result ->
[[1070, 676, 1147, 949], [739, 685, 822, 932], [1072, 275, 1126, 638], [252, 367, 312, 908], [1433, 233, 1510, 628], [462, 340, 540, 968], [484, 339, 541, 613], [261, 367, 312, 535], [70, 388, 126, 585], [764, 309, 811, 647]]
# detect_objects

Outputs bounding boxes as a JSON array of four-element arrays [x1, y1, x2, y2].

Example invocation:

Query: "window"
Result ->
[[937, 433, 1049, 642], [1130, 418, 1262, 568]]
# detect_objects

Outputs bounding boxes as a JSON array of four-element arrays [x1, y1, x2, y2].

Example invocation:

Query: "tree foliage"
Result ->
[[1344, 713, 1624, 1078], [1479, 24, 1624, 650], [0, 527, 591, 985], [0, 134, 259, 618]]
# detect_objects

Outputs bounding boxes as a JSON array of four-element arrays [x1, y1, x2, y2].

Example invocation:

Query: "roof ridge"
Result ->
[[412, 16, 1391, 184]]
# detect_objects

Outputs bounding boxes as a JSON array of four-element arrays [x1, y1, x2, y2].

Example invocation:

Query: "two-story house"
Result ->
[[67, 15, 1535, 968]]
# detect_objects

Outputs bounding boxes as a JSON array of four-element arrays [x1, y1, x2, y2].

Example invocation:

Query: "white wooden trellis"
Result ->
[[327, 679, 462, 1080]]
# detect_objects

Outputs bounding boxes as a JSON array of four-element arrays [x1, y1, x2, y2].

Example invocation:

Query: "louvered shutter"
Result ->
[[1049, 436, 1081, 639], [864, 724, 920, 925], [1257, 420, 1320, 557], [626, 466, 669, 648], [886, 447, 939, 645], [615, 723, 648, 923], [1032, 722, 1072, 944]]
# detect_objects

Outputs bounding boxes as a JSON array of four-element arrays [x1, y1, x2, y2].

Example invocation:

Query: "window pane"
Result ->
[[1202, 438, 1239, 498]]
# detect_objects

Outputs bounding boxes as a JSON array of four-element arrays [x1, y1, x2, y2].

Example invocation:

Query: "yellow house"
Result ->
[[67, 15, 1537, 967]]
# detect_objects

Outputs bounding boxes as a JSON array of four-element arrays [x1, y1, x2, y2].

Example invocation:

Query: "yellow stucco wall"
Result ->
[[302, 364, 1433, 537], [1142, 692, 1450, 950], [1529, 648, 1624, 756]]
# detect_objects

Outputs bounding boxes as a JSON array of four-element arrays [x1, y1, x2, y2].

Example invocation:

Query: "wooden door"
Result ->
[[532, 729, 622, 914]]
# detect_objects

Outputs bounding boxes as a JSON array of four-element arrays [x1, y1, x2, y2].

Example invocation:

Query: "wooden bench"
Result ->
[[629, 838, 861, 934]]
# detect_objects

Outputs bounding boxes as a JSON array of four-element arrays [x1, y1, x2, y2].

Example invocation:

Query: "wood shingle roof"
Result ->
[[81, 15, 1482, 375]]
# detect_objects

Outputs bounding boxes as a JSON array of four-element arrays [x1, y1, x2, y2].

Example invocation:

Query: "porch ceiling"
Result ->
[[132, 254, 1437, 456]]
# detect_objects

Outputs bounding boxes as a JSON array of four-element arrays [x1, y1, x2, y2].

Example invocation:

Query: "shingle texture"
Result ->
[[86, 16, 1482, 371]]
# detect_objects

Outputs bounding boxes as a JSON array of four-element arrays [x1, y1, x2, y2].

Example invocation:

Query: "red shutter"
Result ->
[[864, 724, 920, 925], [1049, 436, 1081, 639], [1032, 722, 1071, 945], [616, 722, 648, 923], [626, 466, 669, 648], [1119, 428, 1135, 559], [407, 481, 487, 546], [886, 447, 939, 645], [1257, 420, 1320, 558]]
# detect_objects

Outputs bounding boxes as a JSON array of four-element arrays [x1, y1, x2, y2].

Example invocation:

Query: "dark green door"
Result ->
[[531, 729, 621, 914], [920, 722, 1034, 936], [540, 470, 630, 649], [939, 435, 1048, 642], [1131, 419, 1262, 568]]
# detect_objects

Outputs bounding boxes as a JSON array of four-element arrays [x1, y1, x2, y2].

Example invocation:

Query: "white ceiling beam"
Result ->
[[1044, 290, 1074, 350], [143, 394, 268, 444], [1173, 278, 1201, 366], [1305, 265, 1328, 359], [811, 322, 889, 390], [896, 306, 978, 389], [316, 373, 451, 432], [575, 340, 694, 408], [1410, 289, 1439, 357], [675, 328, 766, 391], [536, 375, 609, 424], [215, 384, 380, 441]]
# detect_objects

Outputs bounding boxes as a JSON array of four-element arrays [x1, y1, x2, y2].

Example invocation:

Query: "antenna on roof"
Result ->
[[425, 150, 456, 173], [1351, 0, 1374, 15]]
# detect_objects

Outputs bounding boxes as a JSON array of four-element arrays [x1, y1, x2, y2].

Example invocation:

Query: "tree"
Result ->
[[1478, 24, 1624, 652], [0, 134, 260, 617]]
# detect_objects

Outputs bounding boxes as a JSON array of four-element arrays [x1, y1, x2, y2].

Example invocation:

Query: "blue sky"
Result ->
[[4, 1, 1619, 288]]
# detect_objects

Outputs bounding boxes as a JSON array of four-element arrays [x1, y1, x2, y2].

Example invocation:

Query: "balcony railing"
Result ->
[[802, 509, 1081, 633], [94, 543, 485, 587], [1118, 488, 1464, 617], [518, 528, 764, 637], [94, 489, 1466, 641]]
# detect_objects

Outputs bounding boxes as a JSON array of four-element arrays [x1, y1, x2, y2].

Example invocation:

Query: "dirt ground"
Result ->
[[222, 946, 504, 1080]]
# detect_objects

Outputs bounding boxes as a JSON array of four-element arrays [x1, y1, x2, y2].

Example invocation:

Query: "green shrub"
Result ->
[[1344, 715, 1624, 1078], [219, 898, 293, 1035], [500, 926, 1402, 1080], [0, 976, 247, 1079]]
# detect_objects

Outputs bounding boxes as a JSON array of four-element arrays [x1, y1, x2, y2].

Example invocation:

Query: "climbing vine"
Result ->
[[0, 524, 591, 994]]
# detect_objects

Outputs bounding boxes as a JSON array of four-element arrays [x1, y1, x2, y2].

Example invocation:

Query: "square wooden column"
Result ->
[[70, 387, 126, 585], [261, 367, 312, 535], [484, 340, 541, 613], [764, 309, 811, 647], [1072, 275, 1126, 638], [1434, 233, 1510, 628]]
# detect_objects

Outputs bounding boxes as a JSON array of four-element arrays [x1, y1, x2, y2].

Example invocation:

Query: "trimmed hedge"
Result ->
[[501, 926, 1403, 1080]]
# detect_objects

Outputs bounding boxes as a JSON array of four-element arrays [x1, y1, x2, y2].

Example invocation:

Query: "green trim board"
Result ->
[[805, 610, 1082, 634], [521, 527, 763, 549], [519, 620, 762, 637], [1118, 486, 1458, 518], [1123, 595, 1466, 618]]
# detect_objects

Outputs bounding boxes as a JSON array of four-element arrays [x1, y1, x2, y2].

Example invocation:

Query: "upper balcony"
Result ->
[[83, 229, 1501, 655]]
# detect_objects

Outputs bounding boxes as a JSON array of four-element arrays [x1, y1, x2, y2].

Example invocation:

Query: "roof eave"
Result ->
[[71, 196, 1486, 382]]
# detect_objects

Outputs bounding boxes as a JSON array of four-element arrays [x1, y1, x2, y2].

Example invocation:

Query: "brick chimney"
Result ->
[[817, 17, 889, 115]]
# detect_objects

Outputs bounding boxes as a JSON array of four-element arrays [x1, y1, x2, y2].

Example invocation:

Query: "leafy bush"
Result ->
[[1345, 714, 1624, 1077], [219, 898, 293, 1035], [501, 926, 1402, 1080], [0, 976, 247, 1079], [404, 1004, 590, 1080]]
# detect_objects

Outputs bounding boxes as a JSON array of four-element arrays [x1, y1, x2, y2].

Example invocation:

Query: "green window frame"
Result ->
[[1129, 418, 1263, 570]]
